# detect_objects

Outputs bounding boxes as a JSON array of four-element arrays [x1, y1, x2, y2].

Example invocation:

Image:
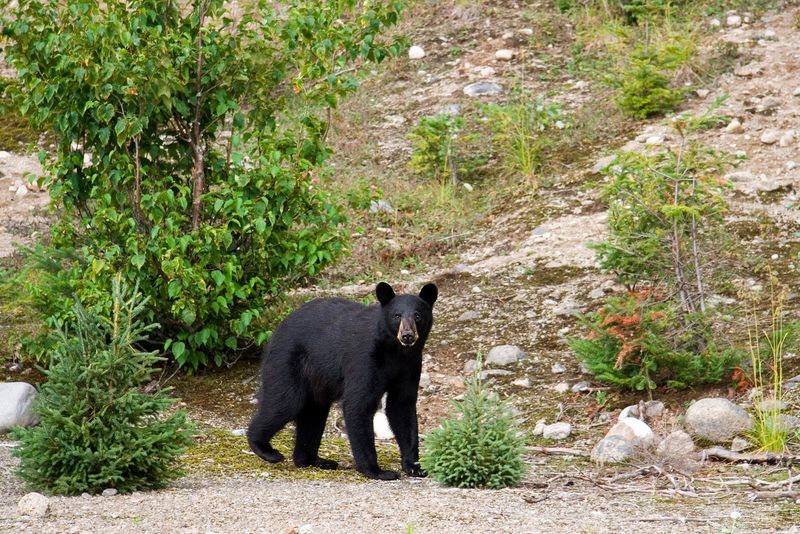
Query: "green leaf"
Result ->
[[131, 254, 145, 269]]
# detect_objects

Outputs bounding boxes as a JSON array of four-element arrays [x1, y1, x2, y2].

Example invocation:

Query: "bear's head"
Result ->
[[376, 282, 438, 349]]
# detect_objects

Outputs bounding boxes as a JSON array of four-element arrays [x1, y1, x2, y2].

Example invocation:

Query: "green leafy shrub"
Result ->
[[1, 0, 405, 369], [11, 278, 194, 495], [421, 371, 526, 489], [570, 291, 740, 391], [484, 97, 568, 188]]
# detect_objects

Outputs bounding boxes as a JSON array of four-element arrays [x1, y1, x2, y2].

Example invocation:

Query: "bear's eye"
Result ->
[[393, 313, 401, 320], [414, 312, 421, 321]]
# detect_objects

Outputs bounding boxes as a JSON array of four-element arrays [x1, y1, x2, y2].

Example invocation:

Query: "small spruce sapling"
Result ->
[[12, 277, 194, 495], [421, 365, 526, 489]]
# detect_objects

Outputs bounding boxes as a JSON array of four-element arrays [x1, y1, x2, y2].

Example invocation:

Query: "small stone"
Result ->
[[553, 300, 582, 317], [15, 185, 28, 198], [532, 418, 546, 436], [478, 66, 496, 77], [551, 362, 566, 374], [486, 345, 527, 366], [542, 422, 571, 440], [494, 49, 514, 61], [231, 428, 247, 437], [101, 488, 118, 497], [0, 150, 10, 158], [731, 436, 753, 452], [684, 397, 752, 443], [519, 28, 534, 36], [501, 31, 514, 40], [17, 492, 49, 517], [605, 418, 655, 448], [457, 310, 481, 322], [298, 525, 314, 534], [408, 45, 425, 60], [696, 89, 710, 98], [478, 369, 514, 380], [760, 130, 780, 144], [588, 287, 605, 299], [709, 18, 721, 28], [0, 382, 39, 432], [645, 135, 664, 145], [592, 155, 617, 174], [418, 372, 432, 389], [512, 378, 532, 388], [757, 399, 788, 412], [554, 382, 569, 394], [725, 118, 745, 134], [726, 14, 742, 27], [571, 381, 592, 393], [727, 170, 755, 183], [463, 81, 503, 97], [793, 86, 800, 97], [779, 131, 795, 147], [591, 435, 634, 464], [463, 359, 478, 375], [655, 430, 695, 458], [785, 161, 797, 170], [471, 286, 482, 293], [369, 199, 395, 214], [757, 96, 781, 114]]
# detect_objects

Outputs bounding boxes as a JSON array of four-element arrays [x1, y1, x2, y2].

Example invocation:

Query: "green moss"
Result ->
[[182, 428, 401, 481]]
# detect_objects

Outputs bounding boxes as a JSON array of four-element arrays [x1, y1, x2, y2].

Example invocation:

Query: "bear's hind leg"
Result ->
[[293, 402, 338, 470], [247, 384, 303, 464]]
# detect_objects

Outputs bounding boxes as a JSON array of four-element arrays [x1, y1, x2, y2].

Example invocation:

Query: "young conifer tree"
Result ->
[[421, 366, 526, 489], [12, 277, 194, 495]]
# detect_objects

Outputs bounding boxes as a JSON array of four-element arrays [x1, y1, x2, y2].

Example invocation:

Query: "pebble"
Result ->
[[419, 372, 432, 389], [696, 89, 710, 98], [655, 430, 695, 458], [102, 488, 118, 497], [551, 362, 566, 374], [519, 28, 534, 36], [725, 118, 744, 134], [231, 428, 247, 437], [457, 310, 481, 321], [542, 422, 571, 440], [512, 377, 531, 388], [591, 155, 617, 174], [731, 436, 753, 452], [645, 135, 664, 145], [785, 161, 797, 170], [554, 382, 569, 393], [17, 492, 49, 517], [591, 435, 634, 465], [571, 381, 592, 393], [478, 66, 496, 77], [709, 18, 721, 28], [779, 131, 795, 147], [760, 130, 780, 144], [793, 86, 800, 97], [485, 345, 527, 366], [408, 46, 425, 60], [532, 418, 546, 436], [471, 286, 481, 293], [726, 15, 742, 27], [463, 81, 503, 97], [494, 49, 514, 61]]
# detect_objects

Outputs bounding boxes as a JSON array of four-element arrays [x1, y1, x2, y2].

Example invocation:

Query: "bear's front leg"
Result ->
[[343, 397, 399, 480], [386, 383, 426, 477]]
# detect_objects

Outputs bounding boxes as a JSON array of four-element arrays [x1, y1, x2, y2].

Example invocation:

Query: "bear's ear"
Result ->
[[376, 282, 396, 305], [419, 283, 438, 307]]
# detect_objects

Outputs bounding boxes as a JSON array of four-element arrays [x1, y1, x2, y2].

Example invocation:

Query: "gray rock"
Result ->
[[463, 81, 503, 97], [494, 49, 514, 61], [756, 96, 781, 114], [727, 170, 755, 182], [726, 14, 742, 27], [418, 372, 432, 389], [17, 492, 49, 517], [369, 199, 395, 214], [725, 118, 745, 133], [0, 382, 38, 433], [571, 381, 592, 393], [408, 45, 425, 60], [591, 155, 617, 174], [230, 428, 247, 437], [486, 345, 526, 366], [731, 436, 753, 452], [463, 359, 478, 375], [554, 382, 569, 394], [605, 418, 654, 448], [779, 131, 795, 147], [620, 400, 665, 420], [760, 130, 781, 144], [298, 525, 314, 534], [532, 418, 546, 436], [684, 398, 752, 442], [512, 378, 532, 388], [551, 362, 566, 374], [457, 310, 481, 321], [542, 422, 571, 440], [656, 430, 695, 458], [102, 488, 118, 497], [757, 399, 788, 412], [553, 300, 582, 317], [591, 435, 634, 465], [588, 288, 605, 299]]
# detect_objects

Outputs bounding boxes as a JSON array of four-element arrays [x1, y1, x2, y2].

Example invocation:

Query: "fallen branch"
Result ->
[[701, 446, 800, 464], [621, 515, 718, 523], [748, 490, 800, 501], [529, 446, 589, 457]]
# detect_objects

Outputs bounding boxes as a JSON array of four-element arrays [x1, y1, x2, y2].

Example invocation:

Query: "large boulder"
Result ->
[[684, 397, 752, 443], [17, 492, 49, 517], [591, 436, 634, 465], [0, 382, 39, 433], [590, 418, 654, 465]]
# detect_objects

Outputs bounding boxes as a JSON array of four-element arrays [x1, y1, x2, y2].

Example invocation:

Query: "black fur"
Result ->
[[247, 282, 438, 480]]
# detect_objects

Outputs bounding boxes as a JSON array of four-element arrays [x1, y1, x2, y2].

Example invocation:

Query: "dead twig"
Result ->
[[529, 446, 589, 457], [701, 446, 800, 464]]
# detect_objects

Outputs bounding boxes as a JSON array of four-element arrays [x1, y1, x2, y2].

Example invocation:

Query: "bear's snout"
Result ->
[[397, 316, 419, 346]]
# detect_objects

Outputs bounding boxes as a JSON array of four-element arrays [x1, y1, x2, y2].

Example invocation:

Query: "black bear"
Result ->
[[247, 282, 438, 480]]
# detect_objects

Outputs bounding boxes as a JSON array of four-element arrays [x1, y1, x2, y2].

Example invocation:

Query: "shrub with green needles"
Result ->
[[12, 277, 194, 495], [421, 370, 526, 489]]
